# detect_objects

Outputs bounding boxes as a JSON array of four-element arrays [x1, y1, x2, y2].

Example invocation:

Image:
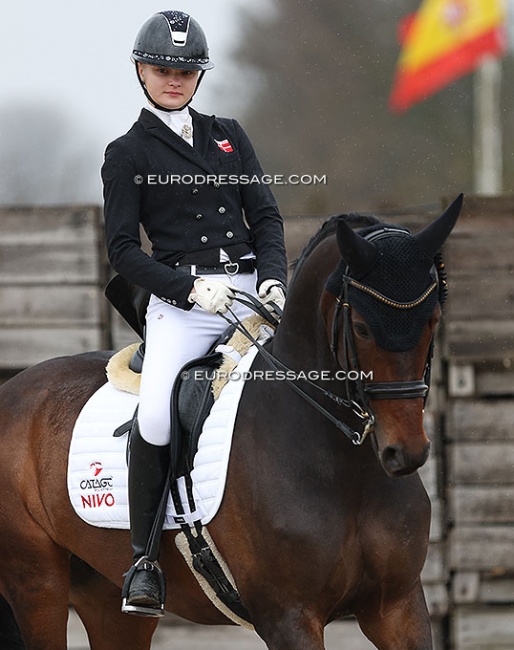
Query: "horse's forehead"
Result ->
[[350, 234, 438, 352], [366, 234, 435, 283], [374, 234, 424, 264]]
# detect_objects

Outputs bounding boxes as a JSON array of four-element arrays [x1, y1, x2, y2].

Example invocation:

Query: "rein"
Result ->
[[220, 296, 366, 444]]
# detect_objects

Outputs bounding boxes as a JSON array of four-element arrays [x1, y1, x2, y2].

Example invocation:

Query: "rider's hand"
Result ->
[[188, 278, 237, 314], [258, 279, 286, 316]]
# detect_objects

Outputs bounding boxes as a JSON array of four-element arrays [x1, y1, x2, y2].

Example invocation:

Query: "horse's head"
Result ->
[[321, 195, 462, 477]]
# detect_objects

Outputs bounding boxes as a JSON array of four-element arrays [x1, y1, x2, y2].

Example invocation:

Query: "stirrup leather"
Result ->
[[121, 557, 166, 618]]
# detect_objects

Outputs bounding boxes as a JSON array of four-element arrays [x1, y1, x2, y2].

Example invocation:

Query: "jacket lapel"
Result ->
[[190, 108, 215, 159], [138, 108, 216, 175]]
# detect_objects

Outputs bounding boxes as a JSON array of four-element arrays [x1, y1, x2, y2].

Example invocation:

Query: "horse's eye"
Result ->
[[354, 322, 372, 339]]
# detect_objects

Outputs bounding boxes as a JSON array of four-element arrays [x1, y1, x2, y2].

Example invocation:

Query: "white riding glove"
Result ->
[[188, 277, 237, 314], [258, 279, 286, 316]]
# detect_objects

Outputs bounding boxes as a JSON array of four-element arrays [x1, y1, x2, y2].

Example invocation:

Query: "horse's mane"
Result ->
[[290, 212, 381, 280]]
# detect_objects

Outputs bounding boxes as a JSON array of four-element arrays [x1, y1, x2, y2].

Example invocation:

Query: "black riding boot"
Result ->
[[121, 422, 170, 617]]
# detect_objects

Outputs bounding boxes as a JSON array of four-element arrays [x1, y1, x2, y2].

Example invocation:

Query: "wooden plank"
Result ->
[[475, 365, 514, 397], [421, 542, 446, 584], [445, 275, 514, 320], [424, 583, 448, 617], [0, 242, 101, 284], [0, 286, 101, 326], [452, 572, 481, 604], [444, 233, 514, 272], [449, 487, 514, 524], [429, 498, 443, 542], [418, 450, 439, 497], [430, 618, 446, 650], [447, 400, 514, 441], [449, 443, 514, 484], [444, 320, 514, 361], [0, 206, 100, 244], [0, 328, 103, 368], [479, 577, 514, 604], [449, 526, 514, 571], [452, 605, 514, 648]]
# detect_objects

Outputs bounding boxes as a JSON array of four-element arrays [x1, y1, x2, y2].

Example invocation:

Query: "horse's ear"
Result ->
[[414, 193, 463, 257], [336, 218, 376, 276]]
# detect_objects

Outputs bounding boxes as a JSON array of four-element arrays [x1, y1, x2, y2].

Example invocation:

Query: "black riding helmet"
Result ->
[[132, 10, 214, 112]]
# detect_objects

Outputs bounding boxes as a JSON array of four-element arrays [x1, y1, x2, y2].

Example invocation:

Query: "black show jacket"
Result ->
[[102, 108, 287, 310]]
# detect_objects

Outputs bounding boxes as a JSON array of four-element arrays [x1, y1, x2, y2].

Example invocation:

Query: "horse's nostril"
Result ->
[[381, 445, 405, 475], [380, 442, 430, 476]]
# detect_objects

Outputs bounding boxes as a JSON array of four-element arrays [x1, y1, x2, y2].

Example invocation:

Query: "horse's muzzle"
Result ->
[[380, 441, 430, 477]]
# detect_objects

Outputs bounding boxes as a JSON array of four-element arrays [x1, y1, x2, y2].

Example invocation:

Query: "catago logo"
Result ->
[[80, 461, 115, 509], [90, 461, 103, 477]]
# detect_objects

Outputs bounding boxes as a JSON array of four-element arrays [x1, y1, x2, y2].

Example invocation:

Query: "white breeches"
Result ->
[[137, 272, 258, 446]]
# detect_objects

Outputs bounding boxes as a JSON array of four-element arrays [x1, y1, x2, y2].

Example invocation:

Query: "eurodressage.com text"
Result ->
[[182, 369, 374, 382], [133, 173, 328, 186]]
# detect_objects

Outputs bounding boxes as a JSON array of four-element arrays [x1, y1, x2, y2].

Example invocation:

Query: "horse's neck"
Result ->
[[273, 268, 332, 370], [267, 256, 377, 470], [274, 236, 342, 364]]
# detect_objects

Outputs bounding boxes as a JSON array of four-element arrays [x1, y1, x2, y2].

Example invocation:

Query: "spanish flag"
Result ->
[[389, 0, 506, 113]]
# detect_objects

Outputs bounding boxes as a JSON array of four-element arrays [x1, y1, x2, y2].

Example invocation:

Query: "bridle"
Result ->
[[224, 228, 448, 446], [329, 227, 447, 439]]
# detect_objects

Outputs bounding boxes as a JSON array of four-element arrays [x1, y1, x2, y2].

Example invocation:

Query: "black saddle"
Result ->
[[114, 323, 237, 480]]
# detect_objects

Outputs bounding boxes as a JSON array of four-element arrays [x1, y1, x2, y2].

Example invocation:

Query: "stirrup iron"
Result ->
[[121, 557, 166, 618]]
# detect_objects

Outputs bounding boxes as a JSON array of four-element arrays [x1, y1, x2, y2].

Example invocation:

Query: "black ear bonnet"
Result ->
[[326, 226, 443, 352]]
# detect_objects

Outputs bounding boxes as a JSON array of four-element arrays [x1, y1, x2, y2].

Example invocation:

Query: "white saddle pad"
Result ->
[[67, 346, 259, 530]]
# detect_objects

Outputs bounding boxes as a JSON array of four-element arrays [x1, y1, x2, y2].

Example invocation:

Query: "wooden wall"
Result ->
[[0, 206, 111, 373], [442, 196, 514, 650]]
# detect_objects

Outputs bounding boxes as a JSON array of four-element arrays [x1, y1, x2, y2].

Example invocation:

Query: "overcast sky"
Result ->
[[1, 0, 260, 202]]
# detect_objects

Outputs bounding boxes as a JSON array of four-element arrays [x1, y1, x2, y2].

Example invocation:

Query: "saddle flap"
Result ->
[[171, 352, 223, 477]]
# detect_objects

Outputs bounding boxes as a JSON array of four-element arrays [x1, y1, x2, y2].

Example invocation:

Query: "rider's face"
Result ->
[[137, 63, 199, 110]]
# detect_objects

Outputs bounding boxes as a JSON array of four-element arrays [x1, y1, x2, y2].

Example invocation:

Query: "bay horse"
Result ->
[[0, 195, 462, 650]]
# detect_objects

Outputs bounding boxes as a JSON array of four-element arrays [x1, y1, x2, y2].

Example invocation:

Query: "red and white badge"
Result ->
[[215, 139, 234, 153]]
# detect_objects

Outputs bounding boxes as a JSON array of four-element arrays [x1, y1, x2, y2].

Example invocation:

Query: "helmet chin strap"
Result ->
[[135, 65, 205, 113]]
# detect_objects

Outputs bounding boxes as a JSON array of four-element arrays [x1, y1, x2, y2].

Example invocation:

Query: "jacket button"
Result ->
[[213, 182, 220, 189], [195, 214, 203, 220], [201, 236, 208, 243], [218, 206, 226, 214], [226, 231, 234, 239], [191, 188, 199, 195], [172, 299, 177, 305]]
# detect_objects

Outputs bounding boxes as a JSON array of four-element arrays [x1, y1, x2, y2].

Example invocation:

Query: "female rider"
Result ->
[[101, 10, 287, 617]]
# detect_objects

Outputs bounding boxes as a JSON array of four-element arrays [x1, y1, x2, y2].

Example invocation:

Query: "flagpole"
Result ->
[[473, 55, 503, 195]]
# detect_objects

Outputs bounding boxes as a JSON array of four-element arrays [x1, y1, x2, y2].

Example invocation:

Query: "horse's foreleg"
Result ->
[[0, 594, 25, 649], [355, 580, 432, 650], [254, 609, 326, 650], [1, 527, 71, 650], [69, 556, 158, 650]]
